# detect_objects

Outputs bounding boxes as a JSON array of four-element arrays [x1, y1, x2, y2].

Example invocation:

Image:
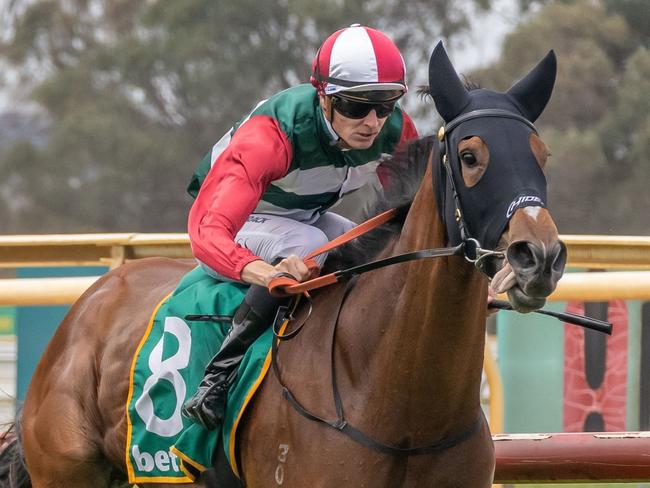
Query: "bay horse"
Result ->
[[3, 42, 566, 487]]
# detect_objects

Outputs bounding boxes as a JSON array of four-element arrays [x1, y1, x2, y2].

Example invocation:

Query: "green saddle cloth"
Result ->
[[125, 267, 274, 483]]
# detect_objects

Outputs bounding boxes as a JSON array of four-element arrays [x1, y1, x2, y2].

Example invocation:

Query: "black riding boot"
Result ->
[[182, 285, 286, 430]]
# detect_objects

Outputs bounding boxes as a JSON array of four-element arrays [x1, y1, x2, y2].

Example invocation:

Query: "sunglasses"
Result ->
[[331, 96, 396, 119]]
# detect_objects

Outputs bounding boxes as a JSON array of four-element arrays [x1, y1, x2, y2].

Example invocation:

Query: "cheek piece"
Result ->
[[437, 114, 548, 255]]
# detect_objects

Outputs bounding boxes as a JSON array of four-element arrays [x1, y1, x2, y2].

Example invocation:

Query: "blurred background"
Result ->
[[1, 1, 649, 486], [0, 0, 648, 236]]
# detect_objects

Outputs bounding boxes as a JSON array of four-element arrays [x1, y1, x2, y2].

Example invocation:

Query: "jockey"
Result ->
[[182, 24, 418, 430]]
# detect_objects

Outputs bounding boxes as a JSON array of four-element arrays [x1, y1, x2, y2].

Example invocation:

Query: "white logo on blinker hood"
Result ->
[[506, 195, 543, 218]]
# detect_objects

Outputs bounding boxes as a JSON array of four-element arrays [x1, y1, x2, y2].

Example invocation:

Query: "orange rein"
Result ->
[[267, 209, 397, 297]]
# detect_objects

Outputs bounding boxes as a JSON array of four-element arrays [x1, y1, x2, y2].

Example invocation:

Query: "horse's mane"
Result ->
[[323, 135, 437, 272]]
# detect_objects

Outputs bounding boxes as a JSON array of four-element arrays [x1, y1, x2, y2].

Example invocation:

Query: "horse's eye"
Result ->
[[460, 151, 477, 166]]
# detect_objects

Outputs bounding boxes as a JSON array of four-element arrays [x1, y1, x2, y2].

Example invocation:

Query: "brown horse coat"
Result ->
[[10, 42, 566, 488]]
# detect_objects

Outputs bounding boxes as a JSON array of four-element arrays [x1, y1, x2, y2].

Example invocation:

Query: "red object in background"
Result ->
[[563, 300, 628, 432]]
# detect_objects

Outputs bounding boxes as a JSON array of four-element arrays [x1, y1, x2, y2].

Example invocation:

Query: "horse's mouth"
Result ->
[[490, 256, 553, 313], [506, 285, 547, 313], [493, 236, 566, 314]]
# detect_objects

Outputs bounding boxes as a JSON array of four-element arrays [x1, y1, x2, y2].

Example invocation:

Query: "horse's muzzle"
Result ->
[[506, 240, 567, 310]]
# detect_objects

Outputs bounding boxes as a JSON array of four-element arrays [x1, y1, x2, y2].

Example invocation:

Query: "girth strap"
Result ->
[[338, 419, 483, 456], [272, 279, 483, 456]]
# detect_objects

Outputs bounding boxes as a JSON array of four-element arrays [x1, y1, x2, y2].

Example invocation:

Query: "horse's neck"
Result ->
[[336, 162, 487, 437]]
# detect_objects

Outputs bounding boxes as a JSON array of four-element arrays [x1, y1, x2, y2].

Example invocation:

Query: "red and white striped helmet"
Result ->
[[310, 24, 407, 99]]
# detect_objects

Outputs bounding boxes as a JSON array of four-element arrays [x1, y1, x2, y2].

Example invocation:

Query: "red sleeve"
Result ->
[[188, 115, 292, 281], [399, 111, 419, 144]]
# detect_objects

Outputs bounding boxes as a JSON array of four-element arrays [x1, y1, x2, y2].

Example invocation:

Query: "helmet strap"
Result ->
[[319, 95, 346, 147], [327, 98, 334, 124]]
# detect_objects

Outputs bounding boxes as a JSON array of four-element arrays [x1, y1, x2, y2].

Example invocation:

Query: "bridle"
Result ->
[[435, 108, 539, 272]]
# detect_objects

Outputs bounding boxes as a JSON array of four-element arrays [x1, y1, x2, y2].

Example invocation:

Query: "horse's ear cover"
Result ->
[[428, 41, 470, 122], [428, 42, 551, 253], [506, 50, 556, 122]]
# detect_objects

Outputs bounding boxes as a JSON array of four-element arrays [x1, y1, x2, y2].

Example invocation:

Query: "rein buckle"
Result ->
[[463, 238, 505, 272]]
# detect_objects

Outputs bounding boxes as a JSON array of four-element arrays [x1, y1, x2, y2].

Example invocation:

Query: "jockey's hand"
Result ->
[[273, 255, 312, 283], [240, 256, 311, 288]]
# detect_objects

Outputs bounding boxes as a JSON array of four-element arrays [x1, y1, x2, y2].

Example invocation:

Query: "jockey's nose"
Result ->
[[362, 109, 380, 127]]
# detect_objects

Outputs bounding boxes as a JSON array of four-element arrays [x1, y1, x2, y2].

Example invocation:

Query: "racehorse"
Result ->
[[1, 42, 566, 487]]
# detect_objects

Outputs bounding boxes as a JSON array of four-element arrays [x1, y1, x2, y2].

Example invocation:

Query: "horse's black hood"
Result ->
[[428, 42, 556, 252]]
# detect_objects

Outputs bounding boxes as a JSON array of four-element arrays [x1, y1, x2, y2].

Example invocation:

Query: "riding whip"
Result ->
[[489, 299, 612, 335]]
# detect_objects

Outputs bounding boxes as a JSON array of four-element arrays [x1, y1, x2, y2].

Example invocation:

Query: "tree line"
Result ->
[[0, 0, 647, 235]]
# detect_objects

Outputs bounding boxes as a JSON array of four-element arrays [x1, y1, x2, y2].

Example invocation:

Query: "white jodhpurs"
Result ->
[[199, 212, 356, 280]]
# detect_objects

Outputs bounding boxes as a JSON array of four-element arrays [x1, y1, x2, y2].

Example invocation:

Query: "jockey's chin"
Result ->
[[343, 131, 381, 149]]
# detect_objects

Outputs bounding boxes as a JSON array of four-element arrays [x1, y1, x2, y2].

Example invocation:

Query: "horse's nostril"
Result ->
[[551, 241, 568, 274], [507, 241, 538, 271]]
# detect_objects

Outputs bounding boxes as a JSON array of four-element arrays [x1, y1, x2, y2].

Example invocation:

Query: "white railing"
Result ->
[[1, 233, 650, 269], [2, 233, 650, 306]]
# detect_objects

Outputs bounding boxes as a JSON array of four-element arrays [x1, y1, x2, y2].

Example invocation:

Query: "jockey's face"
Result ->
[[320, 95, 389, 150]]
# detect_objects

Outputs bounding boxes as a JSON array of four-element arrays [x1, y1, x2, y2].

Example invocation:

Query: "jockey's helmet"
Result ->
[[310, 24, 407, 103]]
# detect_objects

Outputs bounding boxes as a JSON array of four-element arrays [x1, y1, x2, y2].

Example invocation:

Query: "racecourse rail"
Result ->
[[2, 233, 650, 483], [2, 233, 650, 305]]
